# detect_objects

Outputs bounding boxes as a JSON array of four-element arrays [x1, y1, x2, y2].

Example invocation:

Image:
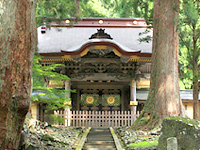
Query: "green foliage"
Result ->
[[36, 0, 152, 26], [36, 0, 77, 26], [127, 140, 158, 148], [49, 114, 65, 125], [182, 0, 199, 26], [133, 0, 153, 21], [32, 55, 69, 89], [179, 0, 200, 89], [79, 0, 137, 18], [32, 55, 72, 113], [32, 88, 71, 112]]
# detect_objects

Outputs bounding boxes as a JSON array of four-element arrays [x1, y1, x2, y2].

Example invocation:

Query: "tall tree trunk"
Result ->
[[192, 26, 199, 120], [193, 64, 199, 120], [0, 0, 36, 149], [133, 0, 185, 130]]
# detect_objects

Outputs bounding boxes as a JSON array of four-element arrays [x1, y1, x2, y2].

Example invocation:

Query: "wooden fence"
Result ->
[[54, 110, 140, 127]]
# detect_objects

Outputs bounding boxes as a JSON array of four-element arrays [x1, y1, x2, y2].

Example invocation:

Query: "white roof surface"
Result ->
[[38, 27, 152, 53], [136, 90, 200, 101]]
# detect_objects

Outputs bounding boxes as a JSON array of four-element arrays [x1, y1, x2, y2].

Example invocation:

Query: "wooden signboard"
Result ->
[[130, 101, 138, 106]]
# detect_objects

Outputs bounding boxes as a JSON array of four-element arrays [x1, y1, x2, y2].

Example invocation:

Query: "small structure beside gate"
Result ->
[[54, 110, 140, 127]]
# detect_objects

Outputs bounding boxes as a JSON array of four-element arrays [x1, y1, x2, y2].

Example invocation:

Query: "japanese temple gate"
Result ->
[[36, 18, 152, 126]]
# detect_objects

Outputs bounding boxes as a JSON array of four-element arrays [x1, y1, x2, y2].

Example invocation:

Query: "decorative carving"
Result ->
[[73, 58, 81, 63], [81, 106, 89, 111], [82, 51, 119, 59], [107, 73, 128, 80], [90, 49, 112, 56], [94, 63, 107, 73], [120, 56, 130, 63], [102, 106, 110, 111], [91, 106, 99, 111], [86, 96, 94, 104], [89, 29, 113, 39], [107, 96, 115, 104], [64, 51, 143, 80], [71, 73, 94, 79]]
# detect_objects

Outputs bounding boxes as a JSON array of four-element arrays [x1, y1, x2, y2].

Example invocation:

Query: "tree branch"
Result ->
[[179, 34, 190, 52]]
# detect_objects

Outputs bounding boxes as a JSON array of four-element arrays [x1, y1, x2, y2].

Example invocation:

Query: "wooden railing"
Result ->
[[54, 110, 140, 127]]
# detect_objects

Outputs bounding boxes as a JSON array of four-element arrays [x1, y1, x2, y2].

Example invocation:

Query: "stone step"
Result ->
[[88, 133, 111, 136], [82, 128, 117, 150], [84, 142, 115, 146], [90, 129, 110, 132], [85, 141, 115, 144], [82, 148, 116, 150], [87, 135, 113, 138], [87, 138, 113, 141], [90, 128, 109, 130], [83, 144, 116, 149], [89, 130, 110, 133], [88, 131, 111, 134], [88, 133, 112, 135]]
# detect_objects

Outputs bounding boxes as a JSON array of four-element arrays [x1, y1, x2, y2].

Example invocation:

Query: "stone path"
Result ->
[[82, 128, 117, 150]]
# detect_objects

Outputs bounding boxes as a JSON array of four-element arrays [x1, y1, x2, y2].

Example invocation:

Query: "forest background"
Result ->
[[36, 0, 199, 89]]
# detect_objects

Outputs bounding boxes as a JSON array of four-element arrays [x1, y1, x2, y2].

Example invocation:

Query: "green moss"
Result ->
[[42, 134, 55, 141], [127, 140, 158, 148], [166, 116, 200, 126]]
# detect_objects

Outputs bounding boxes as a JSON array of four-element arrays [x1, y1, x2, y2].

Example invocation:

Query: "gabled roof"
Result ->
[[37, 18, 152, 55]]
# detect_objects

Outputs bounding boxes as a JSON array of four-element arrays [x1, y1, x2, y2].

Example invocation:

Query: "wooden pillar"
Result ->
[[65, 79, 71, 98], [65, 79, 71, 126], [77, 89, 80, 111], [121, 87, 125, 111], [130, 80, 137, 114]]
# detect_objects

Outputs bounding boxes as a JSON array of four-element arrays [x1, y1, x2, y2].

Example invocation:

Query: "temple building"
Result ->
[[31, 18, 200, 124]]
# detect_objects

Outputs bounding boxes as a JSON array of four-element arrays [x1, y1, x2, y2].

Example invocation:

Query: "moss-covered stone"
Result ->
[[157, 116, 200, 150], [18, 116, 85, 150], [115, 126, 160, 150], [42, 134, 55, 141]]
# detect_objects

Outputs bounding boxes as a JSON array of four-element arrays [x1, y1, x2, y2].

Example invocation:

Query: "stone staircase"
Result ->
[[82, 128, 117, 150]]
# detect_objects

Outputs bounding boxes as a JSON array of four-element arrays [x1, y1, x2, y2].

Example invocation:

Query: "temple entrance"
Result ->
[[34, 19, 153, 126], [56, 82, 140, 127], [71, 81, 129, 112], [80, 89, 121, 111]]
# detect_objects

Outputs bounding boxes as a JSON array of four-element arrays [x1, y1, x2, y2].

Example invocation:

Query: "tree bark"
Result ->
[[133, 0, 185, 130], [192, 25, 199, 120], [0, 0, 36, 149]]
